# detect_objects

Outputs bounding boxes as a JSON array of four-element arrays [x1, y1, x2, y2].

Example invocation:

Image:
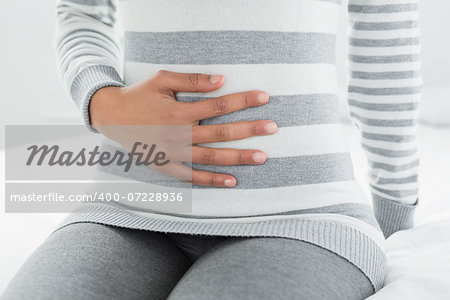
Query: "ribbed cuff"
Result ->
[[70, 65, 126, 132], [372, 193, 418, 239]]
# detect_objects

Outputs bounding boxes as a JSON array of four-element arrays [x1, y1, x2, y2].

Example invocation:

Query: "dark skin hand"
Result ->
[[90, 70, 278, 188]]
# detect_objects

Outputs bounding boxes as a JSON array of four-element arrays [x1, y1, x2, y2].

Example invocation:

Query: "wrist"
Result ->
[[90, 86, 125, 127]]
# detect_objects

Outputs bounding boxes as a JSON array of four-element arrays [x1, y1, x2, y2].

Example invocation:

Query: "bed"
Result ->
[[1, 122, 450, 299]]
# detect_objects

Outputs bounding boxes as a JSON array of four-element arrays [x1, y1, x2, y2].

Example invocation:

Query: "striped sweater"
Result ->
[[54, 0, 422, 292]]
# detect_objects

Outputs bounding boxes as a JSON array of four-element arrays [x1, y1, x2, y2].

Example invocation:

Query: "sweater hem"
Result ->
[[54, 203, 386, 292]]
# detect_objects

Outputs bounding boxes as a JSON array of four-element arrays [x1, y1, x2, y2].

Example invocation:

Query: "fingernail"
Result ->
[[257, 93, 269, 104], [224, 178, 236, 187], [209, 74, 223, 84], [252, 152, 266, 163], [264, 122, 278, 134]]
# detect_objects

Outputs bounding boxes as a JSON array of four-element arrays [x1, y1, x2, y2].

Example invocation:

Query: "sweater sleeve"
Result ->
[[54, 0, 125, 130], [347, 1, 422, 238]]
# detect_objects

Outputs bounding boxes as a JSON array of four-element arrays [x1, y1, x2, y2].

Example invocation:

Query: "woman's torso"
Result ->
[[114, 0, 373, 221]]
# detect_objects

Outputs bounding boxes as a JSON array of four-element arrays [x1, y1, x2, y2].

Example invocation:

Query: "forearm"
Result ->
[[347, 0, 422, 238], [54, 0, 125, 129]]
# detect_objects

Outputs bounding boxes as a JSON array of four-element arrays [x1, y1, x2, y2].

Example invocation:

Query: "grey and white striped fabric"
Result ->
[[54, 0, 422, 292], [348, 0, 421, 238]]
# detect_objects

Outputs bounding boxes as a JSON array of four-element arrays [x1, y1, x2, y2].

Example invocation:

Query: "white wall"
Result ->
[[0, 1, 82, 148], [1, 0, 449, 148], [414, 0, 450, 125]]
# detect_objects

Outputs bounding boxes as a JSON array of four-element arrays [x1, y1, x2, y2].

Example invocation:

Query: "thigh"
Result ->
[[167, 237, 374, 300], [1, 223, 191, 300]]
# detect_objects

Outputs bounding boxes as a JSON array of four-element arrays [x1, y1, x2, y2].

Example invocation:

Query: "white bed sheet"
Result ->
[[347, 123, 450, 299], [1, 123, 450, 298]]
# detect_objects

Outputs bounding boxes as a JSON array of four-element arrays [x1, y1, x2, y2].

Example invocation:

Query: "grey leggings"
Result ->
[[1, 223, 374, 300]]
